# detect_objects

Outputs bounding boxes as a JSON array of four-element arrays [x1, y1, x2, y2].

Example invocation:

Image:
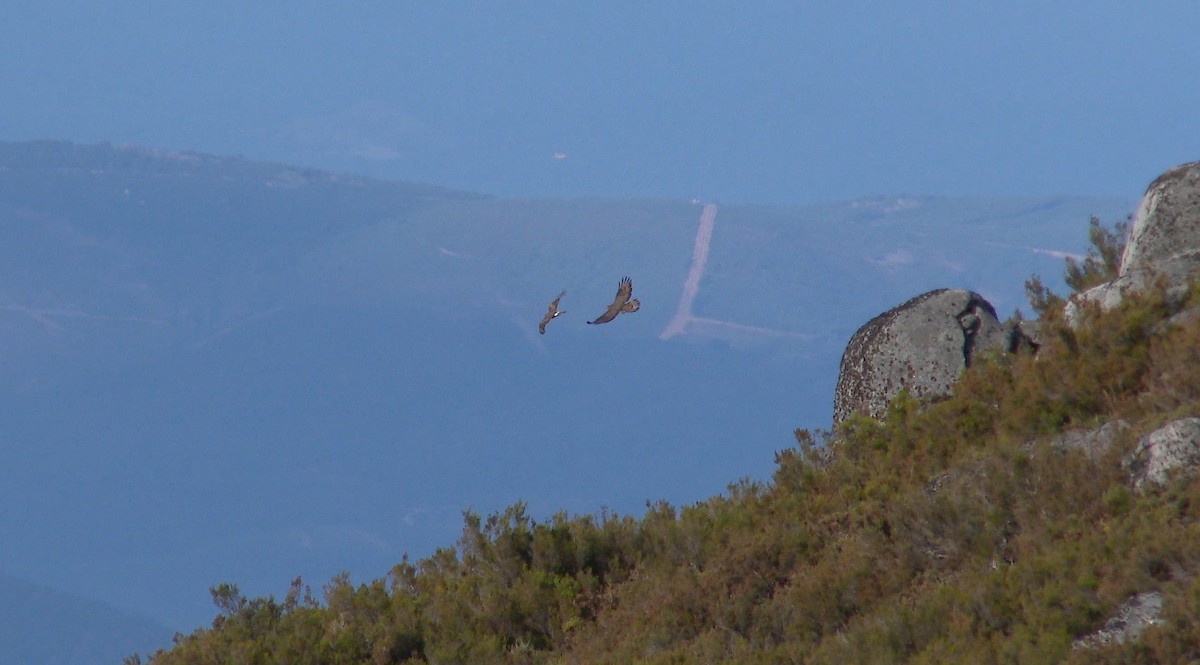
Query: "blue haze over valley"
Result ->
[[0, 3, 1197, 662]]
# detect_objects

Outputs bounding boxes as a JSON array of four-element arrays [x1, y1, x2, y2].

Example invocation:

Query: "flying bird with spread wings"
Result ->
[[538, 290, 566, 334], [588, 276, 640, 325]]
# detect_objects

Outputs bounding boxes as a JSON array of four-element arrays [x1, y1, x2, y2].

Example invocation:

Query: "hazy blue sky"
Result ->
[[2, 2, 1198, 204]]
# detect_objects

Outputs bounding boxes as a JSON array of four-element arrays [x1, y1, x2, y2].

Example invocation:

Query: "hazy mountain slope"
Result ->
[[2, 141, 1128, 368], [0, 141, 482, 374], [0, 572, 171, 665], [301, 193, 1127, 348], [0, 141, 1134, 646]]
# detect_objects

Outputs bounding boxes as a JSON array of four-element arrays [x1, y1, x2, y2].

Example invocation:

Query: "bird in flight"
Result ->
[[588, 276, 640, 325], [538, 290, 566, 334]]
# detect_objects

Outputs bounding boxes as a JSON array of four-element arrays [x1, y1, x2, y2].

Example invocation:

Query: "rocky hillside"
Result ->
[[134, 166, 1200, 664]]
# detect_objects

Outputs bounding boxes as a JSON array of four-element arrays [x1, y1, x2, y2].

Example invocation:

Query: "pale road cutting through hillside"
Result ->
[[660, 203, 717, 340]]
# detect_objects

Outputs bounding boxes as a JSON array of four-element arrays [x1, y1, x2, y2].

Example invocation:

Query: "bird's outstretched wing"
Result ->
[[538, 290, 566, 334], [588, 277, 634, 325]]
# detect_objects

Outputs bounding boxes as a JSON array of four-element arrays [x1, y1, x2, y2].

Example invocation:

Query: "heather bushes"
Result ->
[[143, 218, 1200, 664]]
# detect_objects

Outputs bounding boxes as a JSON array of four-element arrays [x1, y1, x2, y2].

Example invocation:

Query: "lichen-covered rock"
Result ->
[[1121, 162, 1200, 297], [1072, 592, 1163, 649], [1064, 280, 1124, 328], [1048, 420, 1130, 458], [832, 289, 1009, 425], [1066, 162, 1200, 325], [1124, 417, 1200, 492]]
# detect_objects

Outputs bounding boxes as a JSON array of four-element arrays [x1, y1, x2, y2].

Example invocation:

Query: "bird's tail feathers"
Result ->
[[622, 299, 640, 313]]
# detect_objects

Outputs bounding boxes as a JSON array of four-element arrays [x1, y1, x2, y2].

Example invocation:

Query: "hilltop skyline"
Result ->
[[2, 3, 1198, 204]]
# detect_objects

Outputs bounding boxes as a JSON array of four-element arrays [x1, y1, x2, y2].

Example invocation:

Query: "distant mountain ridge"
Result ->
[[0, 139, 481, 197]]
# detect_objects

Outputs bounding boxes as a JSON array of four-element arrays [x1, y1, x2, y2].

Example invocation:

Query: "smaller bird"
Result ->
[[588, 276, 640, 325], [538, 290, 567, 334]]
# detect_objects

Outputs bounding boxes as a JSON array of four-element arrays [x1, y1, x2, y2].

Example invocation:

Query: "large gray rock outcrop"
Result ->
[[1124, 417, 1200, 492], [1122, 162, 1200, 295], [833, 289, 1010, 425], [1067, 162, 1200, 324]]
